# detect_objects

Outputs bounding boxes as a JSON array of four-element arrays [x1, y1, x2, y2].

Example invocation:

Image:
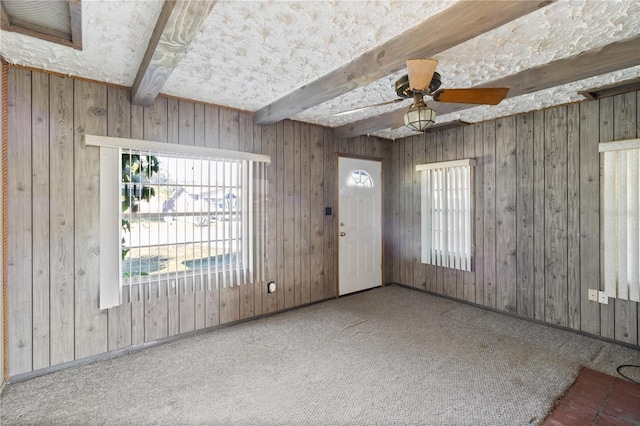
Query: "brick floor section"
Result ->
[[542, 367, 640, 426]]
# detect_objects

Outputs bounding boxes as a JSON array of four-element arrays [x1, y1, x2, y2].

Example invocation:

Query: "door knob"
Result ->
[[340, 232, 346, 237]]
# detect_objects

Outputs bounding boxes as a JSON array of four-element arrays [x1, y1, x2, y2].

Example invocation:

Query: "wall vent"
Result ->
[[1, 0, 82, 50]]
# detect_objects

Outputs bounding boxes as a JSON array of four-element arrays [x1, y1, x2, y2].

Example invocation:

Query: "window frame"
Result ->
[[599, 138, 640, 303], [416, 159, 475, 272], [85, 134, 270, 309], [120, 153, 246, 286]]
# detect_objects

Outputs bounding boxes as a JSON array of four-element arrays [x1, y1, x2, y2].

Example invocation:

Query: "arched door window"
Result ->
[[349, 169, 374, 187]]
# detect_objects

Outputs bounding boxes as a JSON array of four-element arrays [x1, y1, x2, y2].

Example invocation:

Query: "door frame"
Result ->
[[334, 153, 385, 297]]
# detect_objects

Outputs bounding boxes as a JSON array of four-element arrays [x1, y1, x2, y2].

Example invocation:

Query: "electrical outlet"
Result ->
[[598, 291, 608, 304], [588, 289, 598, 302]]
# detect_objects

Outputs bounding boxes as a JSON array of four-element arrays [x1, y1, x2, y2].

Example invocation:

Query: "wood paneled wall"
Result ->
[[7, 65, 638, 378], [5, 67, 389, 377], [1, 60, 5, 386], [385, 91, 640, 347]]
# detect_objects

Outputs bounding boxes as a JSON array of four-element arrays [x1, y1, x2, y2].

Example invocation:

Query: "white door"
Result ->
[[338, 157, 382, 295]]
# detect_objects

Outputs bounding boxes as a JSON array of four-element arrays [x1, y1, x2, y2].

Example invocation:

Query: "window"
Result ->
[[121, 154, 244, 280], [600, 138, 640, 302], [416, 159, 475, 271], [86, 135, 270, 309], [349, 169, 374, 187]]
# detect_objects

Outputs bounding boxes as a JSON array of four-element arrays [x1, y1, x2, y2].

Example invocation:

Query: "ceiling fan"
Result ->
[[336, 59, 510, 132]]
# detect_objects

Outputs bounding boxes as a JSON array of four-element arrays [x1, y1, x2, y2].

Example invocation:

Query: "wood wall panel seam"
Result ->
[[31, 71, 51, 370], [567, 103, 582, 331], [611, 91, 638, 345], [2, 58, 9, 382], [598, 96, 615, 340], [578, 100, 601, 335], [49, 75, 75, 365], [495, 116, 517, 314], [533, 110, 546, 322], [516, 113, 534, 317], [7, 68, 34, 375], [482, 121, 497, 309], [474, 123, 485, 304], [462, 124, 476, 303]]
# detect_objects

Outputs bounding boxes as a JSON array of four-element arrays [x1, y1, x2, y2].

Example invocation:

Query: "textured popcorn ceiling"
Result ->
[[1, 0, 639, 140], [165, 0, 453, 111], [1, 1, 162, 85]]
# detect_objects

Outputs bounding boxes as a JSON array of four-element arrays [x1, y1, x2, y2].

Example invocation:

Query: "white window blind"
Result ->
[[416, 159, 475, 271], [85, 135, 270, 310], [600, 138, 640, 303]]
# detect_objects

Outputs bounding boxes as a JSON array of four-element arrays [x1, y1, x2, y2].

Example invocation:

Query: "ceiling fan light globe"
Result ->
[[404, 106, 437, 132]]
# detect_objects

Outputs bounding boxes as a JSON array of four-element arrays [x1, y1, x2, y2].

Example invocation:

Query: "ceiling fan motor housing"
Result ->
[[395, 72, 442, 98]]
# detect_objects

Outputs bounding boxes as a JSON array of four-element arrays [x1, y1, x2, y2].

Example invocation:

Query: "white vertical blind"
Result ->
[[600, 139, 640, 302], [99, 146, 122, 309], [416, 159, 475, 272], [88, 135, 270, 310]]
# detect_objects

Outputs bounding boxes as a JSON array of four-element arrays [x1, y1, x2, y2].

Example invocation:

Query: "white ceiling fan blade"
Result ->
[[391, 108, 409, 130], [334, 98, 406, 116]]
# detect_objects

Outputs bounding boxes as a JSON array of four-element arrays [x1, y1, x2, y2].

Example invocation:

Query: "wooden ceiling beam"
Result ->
[[253, 0, 554, 126], [579, 77, 640, 100], [334, 34, 640, 139], [131, 0, 217, 106]]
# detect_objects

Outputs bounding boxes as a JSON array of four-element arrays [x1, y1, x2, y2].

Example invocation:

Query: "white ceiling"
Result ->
[[1, 0, 639, 140]]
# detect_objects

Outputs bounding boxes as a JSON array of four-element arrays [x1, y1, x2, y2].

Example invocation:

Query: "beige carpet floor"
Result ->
[[1, 285, 639, 425]]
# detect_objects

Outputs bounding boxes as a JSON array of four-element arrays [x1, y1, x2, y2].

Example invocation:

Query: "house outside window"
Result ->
[[121, 153, 244, 283]]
